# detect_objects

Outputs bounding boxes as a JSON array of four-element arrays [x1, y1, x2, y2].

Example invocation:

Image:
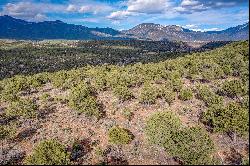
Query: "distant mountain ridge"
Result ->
[[122, 22, 249, 41], [0, 15, 122, 40], [0, 15, 248, 41]]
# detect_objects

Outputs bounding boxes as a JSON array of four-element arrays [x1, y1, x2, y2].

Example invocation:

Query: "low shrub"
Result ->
[[163, 90, 176, 104], [113, 85, 133, 101], [197, 85, 223, 106], [218, 80, 247, 98], [158, 85, 176, 104], [242, 157, 249, 165], [241, 96, 249, 109], [221, 65, 233, 76], [179, 88, 193, 101], [0, 125, 16, 140], [50, 71, 68, 88], [145, 111, 181, 147], [68, 82, 102, 118], [121, 108, 133, 121], [24, 139, 70, 165], [145, 112, 215, 165], [5, 98, 38, 119], [171, 78, 183, 92], [40, 93, 50, 102], [93, 74, 107, 91], [26, 74, 47, 89], [108, 126, 133, 145], [69, 95, 101, 118], [169, 127, 215, 165], [139, 83, 158, 104], [0, 76, 30, 102], [201, 65, 225, 81], [94, 147, 104, 157], [202, 102, 249, 136]]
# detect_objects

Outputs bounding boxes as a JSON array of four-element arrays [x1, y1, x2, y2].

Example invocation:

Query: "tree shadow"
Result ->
[[102, 156, 129, 165], [15, 128, 37, 142], [37, 105, 57, 120], [68, 138, 93, 162]]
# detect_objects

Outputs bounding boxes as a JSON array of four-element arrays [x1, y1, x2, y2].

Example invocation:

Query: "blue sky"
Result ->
[[0, 0, 249, 31]]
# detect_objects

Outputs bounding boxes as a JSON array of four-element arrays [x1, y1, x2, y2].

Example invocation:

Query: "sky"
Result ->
[[0, 0, 249, 31]]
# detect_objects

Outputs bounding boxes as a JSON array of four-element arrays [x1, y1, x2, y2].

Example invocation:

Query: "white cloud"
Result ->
[[182, 23, 223, 32], [127, 0, 172, 14], [1, 1, 113, 21], [189, 27, 222, 32], [34, 13, 47, 21], [66, 4, 77, 12], [183, 24, 198, 28], [204, 28, 222, 31], [1, 1, 64, 21], [107, 10, 137, 20], [176, 0, 246, 14], [66, 3, 113, 15], [107, 0, 173, 20], [175, 0, 209, 14], [183, 8, 249, 26], [181, 0, 199, 6]]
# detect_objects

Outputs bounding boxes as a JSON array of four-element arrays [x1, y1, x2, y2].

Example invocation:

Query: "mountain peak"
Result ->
[[1, 15, 18, 20], [124, 22, 248, 41]]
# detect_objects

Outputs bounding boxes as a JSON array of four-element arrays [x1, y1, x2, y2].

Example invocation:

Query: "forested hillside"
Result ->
[[0, 39, 229, 80], [0, 41, 249, 165]]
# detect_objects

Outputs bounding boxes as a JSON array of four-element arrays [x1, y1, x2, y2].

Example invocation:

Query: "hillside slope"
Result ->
[[0, 41, 249, 165]]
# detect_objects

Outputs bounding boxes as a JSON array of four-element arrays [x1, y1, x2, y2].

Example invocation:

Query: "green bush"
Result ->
[[145, 111, 181, 147], [6, 98, 38, 119], [93, 74, 107, 91], [0, 125, 16, 140], [242, 157, 249, 165], [69, 95, 101, 118], [197, 85, 223, 106], [179, 88, 193, 101], [94, 147, 104, 157], [68, 82, 102, 118], [145, 112, 215, 165], [113, 85, 133, 101], [24, 139, 70, 165], [241, 96, 249, 109], [171, 78, 183, 92], [26, 74, 47, 89], [50, 71, 68, 88], [221, 65, 233, 76], [40, 93, 50, 102], [108, 126, 133, 145], [139, 83, 158, 104], [202, 102, 249, 136], [169, 127, 215, 165], [158, 85, 176, 104], [0, 76, 30, 102], [218, 80, 247, 98], [201, 64, 225, 81], [121, 108, 133, 121], [163, 90, 176, 104]]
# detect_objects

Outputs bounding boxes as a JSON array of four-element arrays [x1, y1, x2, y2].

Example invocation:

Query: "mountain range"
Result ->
[[0, 15, 249, 41]]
